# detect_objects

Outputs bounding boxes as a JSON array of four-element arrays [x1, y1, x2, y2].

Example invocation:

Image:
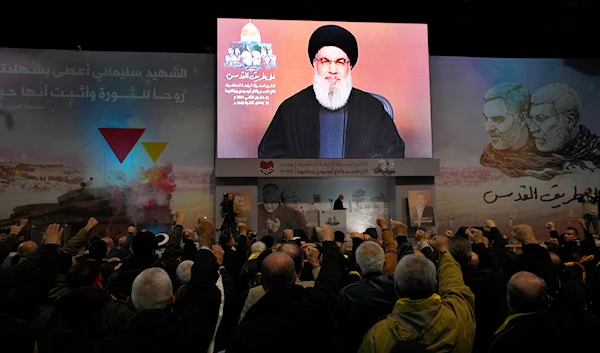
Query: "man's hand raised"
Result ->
[[315, 224, 335, 242], [184, 228, 197, 241], [350, 232, 366, 241], [238, 222, 248, 236], [84, 217, 98, 232], [429, 235, 449, 253], [283, 229, 294, 241], [10, 219, 28, 235], [305, 246, 320, 266], [511, 224, 537, 245], [175, 211, 184, 225], [195, 217, 215, 248], [415, 229, 429, 243], [466, 227, 483, 243], [376, 217, 387, 229], [43, 223, 64, 245], [466, 227, 489, 247], [211, 245, 225, 265], [390, 220, 408, 236]]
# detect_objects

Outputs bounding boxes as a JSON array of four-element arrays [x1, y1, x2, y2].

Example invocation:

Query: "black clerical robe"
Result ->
[[258, 86, 405, 158]]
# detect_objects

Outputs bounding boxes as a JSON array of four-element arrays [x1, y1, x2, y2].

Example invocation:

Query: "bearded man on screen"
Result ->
[[479, 82, 565, 180], [529, 82, 600, 169], [258, 25, 405, 158]]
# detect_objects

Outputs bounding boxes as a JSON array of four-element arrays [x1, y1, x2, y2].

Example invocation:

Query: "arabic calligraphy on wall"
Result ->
[[225, 72, 276, 106], [259, 160, 374, 176], [0, 62, 189, 107], [0, 63, 187, 81], [483, 185, 597, 209], [0, 86, 185, 106], [295, 161, 370, 176]]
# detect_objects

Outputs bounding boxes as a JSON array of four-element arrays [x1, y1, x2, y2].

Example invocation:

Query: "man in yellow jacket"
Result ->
[[359, 235, 476, 353]]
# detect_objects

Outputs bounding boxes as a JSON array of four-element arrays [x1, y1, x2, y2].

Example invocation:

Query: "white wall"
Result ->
[[257, 177, 393, 233]]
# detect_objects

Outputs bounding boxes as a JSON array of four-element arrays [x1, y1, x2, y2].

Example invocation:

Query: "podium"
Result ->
[[320, 210, 347, 232], [301, 208, 347, 242]]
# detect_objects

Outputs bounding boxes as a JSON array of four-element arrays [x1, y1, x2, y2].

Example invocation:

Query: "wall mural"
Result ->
[[432, 57, 600, 237], [0, 49, 215, 239]]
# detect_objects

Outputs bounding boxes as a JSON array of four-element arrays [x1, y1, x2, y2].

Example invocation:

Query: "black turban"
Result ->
[[308, 25, 358, 69]]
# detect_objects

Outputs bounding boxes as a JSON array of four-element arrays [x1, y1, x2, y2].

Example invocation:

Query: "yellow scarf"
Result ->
[[248, 252, 261, 260], [495, 312, 539, 335], [565, 261, 586, 282], [348, 271, 361, 280], [580, 255, 595, 263]]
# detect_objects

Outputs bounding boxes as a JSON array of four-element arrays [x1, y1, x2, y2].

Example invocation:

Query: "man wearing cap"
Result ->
[[258, 24, 405, 159]]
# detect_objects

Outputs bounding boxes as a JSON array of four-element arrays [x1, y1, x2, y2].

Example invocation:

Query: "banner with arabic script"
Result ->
[[0, 49, 214, 238], [432, 57, 600, 237], [215, 158, 439, 177]]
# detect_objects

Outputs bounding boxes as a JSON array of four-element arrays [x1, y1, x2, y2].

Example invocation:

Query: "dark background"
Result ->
[[3, 0, 599, 58]]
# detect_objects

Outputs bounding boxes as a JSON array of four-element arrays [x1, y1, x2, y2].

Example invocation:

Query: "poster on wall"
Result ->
[[432, 56, 600, 237], [216, 18, 432, 160], [257, 183, 308, 244], [0, 49, 215, 238], [232, 191, 252, 226], [407, 190, 435, 227], [217, 190, 253, 232]]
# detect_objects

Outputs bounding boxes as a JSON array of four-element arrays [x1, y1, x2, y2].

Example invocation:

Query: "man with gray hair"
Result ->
[[251, 241, 266, 254], [239, 240, 267, 291], [480, 82, 566, 180], [338, 240, 399, 352], [96, 216, 222, 353], [530, 82, 600, 168], [175, 260, 194, 297], [131, 267, 174, 311], [483, 82, 531, 152], [359, 235, 476, 353]]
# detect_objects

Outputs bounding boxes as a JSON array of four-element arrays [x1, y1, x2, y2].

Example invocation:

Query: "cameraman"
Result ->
[[578, 187, 599, 234], [220, 193, 237, 237]]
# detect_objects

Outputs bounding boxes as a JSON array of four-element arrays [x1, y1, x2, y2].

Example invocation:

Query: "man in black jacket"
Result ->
[[229, 224, 340, 353], [333, 195, 345, 210], [34, 261, 135, 353], [95, 215, 222, 353], [338, 240, 397, 352], [489, 224, 588, 353], [450, 229, 507, 353]]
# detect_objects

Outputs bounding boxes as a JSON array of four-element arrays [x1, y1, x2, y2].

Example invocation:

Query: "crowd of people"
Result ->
[[0, 210, 599, 353]]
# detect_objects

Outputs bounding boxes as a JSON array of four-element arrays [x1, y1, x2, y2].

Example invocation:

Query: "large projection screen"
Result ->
[[217, 19, 432, 160]]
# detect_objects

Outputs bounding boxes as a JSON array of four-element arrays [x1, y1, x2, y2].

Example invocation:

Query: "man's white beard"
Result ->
[[313, 72, 352, 111]]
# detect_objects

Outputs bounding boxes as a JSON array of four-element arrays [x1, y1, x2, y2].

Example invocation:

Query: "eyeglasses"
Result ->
[[314, 57, 350, 66]]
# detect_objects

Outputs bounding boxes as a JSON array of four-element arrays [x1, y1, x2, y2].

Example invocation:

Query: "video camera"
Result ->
[[221, 193, 232, 216]]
